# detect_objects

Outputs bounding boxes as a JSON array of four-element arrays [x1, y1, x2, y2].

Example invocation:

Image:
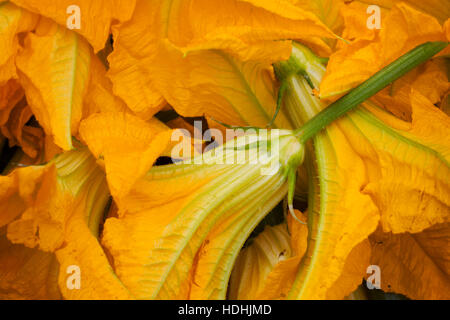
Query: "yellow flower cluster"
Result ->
[[0, 0, 449, 300]]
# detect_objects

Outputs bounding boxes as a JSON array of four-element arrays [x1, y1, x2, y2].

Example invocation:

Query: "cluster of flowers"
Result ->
[[0, 0, 449, 300]]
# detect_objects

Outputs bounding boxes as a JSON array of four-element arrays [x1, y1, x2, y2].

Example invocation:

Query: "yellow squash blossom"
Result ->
[[78, 108, 309, 300], [0, 0, 448, 302], [1, 109, 177, 299], [4, 148, 132, 299], [275, 41, 450, 299], [85, 125, 305, 299], [16, 18, 129, 151], [107, 0, 335, 126], [0, 80, 44, 159], [229, 215, 373, 300]]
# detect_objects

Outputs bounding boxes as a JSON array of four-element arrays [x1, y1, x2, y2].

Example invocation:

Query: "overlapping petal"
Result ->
[[289, 119, 380, 299], [326, 239, 371, 300], [10, 0, 137, 52], [108, 0, 334, 127], [79, 112, 173, 201], [0, 2, 38, 85], [16, 19, 91, 150], [369, 223, 450, 300], [228, 214, 308, 300], [4, 149, 133, 299], [372, 59, 449, 120], [358, 0, 450, 24], [1, 100, 44, 159], [320, 3, 447, 99], [289, 99, 450, 298], [290, 0, 343, 34], [101, 131, 302, 299], [0, 163, 53, 228], [361, 92, 450, 233], [16, 18, 130, 151]]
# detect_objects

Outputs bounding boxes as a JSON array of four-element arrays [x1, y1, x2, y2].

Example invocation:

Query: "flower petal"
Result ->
[[320, 3, 446, 99], [16, 19, 92, 150], [149, 41, 294, 128], [228, 215, 308, 300], [10, 0, 136, 51], [5, 149, 133, 299], [372, 59, 450, 120], [0, 164, 53, 228], [360, 0, 450, 24], [0, 2, 38, 85], [289, 120, 380, 299], [326, 239, 371, 300], [361, 92, 450, 234], [291, 0, 344, 34], [0, 228, 61, 300], [369, 223, 450, 299], [107, 1, 167, 120], [79, 112, 173, 200], [0, 80, 24, 126], [102, 132, 302, 299], [1, 100, 44, 159], [109, 0, 334, 125]]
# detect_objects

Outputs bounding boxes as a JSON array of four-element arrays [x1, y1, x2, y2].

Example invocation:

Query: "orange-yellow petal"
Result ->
[[102, 131, 303, 299], [373, 59, 450, 120], [82, 53, 130, 117], [326, 239, 371, 300], [291, 0, 344, 34], [0, 80, 24, 126], [0, 164, 53, 228], [228, 213, 308, 300], [10, 0, 136, 52], [0, 228, 61, 300], [16, 19, 91, 150], [361, 92, 450, 234], [1, 100, 44, 159], [5, 149, 133, 299], [369, 223, 450, 300], [109, 0, 334, 126], [107, 2, 167, 120], [224, 223, 294, 300], [289, 120, 380, 299], [79, 112, 173, 201], [320, 3, 446, 99], [359, 0, 450, 25], [0, 2, 38, 85]]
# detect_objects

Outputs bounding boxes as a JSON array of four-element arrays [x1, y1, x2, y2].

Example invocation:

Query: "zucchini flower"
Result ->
[[98, 125, 305, 299], [274, 40, 450, 299], [1, 147, 133, 299], [96, 41, 447, 300]]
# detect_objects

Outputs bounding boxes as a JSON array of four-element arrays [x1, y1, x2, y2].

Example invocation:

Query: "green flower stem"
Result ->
[[291, 41, 448, 144]]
